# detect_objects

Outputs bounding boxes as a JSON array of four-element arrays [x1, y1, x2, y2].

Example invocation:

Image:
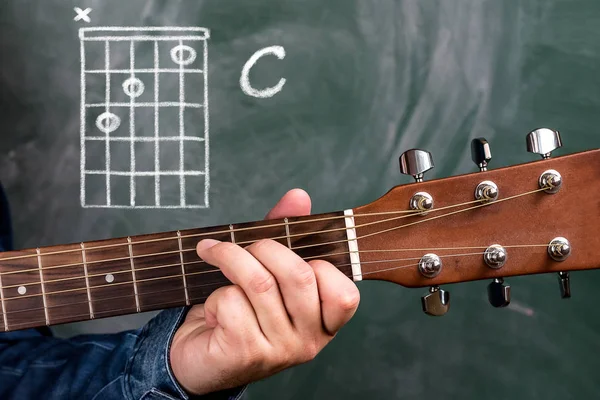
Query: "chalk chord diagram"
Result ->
[[79, 27, 210, 208]]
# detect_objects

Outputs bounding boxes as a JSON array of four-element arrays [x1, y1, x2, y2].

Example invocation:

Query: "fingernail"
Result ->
[[197, 239, 221, 252]]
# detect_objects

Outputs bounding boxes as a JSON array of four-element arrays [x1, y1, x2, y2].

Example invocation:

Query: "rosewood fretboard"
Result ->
[[0, 212, 352, 332]]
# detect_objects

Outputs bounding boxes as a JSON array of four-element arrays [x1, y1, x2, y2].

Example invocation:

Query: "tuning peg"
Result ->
[[528, 131, 569, 295], [399, 149, 434, 182], [548, 237, 572, 299], [526, 128, 562, 159], [471, 138, 492, 171], [421, 286, 450, 316], [487, 278, 511, 308], [558, 272, 571, 299]]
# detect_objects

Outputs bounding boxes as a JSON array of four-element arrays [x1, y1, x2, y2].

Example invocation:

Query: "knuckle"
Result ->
[[238, 346, 264, 370], [248, 238, 276, 253], [210, 242, 238, 259], [337, 286, 361, 312], [307, 259, 332, 271], [291, 261, 316, 289], [304, 341, 321, 361], [219, 285, 244, 302], [248, 272, 277, 294]]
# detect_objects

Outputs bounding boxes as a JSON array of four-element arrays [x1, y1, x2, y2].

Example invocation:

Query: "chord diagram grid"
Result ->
[[79, 27, 210, 208]]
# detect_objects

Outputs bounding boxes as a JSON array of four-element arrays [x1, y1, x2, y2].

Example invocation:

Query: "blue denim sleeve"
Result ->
[[0, 308, 246, 400]]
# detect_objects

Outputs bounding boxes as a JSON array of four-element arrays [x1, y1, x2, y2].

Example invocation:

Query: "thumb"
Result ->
[[264, 188, 312, 220]]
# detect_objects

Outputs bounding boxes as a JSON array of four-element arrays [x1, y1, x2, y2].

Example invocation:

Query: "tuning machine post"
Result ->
[[471, 138, 511, 307], [526, 129, 570, 298], [399, 149, 435, 213], [399, 149, 450, 315]]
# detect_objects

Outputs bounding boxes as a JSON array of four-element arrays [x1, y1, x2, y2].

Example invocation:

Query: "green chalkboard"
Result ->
[[1, 0, 599, 398]]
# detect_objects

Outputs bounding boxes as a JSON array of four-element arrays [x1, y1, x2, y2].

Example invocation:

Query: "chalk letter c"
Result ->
[[240, 45, 286, 98]]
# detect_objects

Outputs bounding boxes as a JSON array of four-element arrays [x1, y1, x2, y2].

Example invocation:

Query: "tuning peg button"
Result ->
[[399, 149, 434, 182], [487, 278, 511, 308], [526, 128, 562, 159], [421, 286, 450, 316], [558, 272, 571, 299], [471, 138, 492, 171]]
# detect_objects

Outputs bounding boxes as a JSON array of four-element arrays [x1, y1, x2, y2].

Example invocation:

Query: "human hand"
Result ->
[[170, 189, 360, 395]]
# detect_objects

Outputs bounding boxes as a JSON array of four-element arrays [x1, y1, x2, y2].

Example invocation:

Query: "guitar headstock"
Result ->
[[352, 128, 600, 316]]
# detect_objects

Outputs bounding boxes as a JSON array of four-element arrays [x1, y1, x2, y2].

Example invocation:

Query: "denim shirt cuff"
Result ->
[[125, 307, 247, 400]]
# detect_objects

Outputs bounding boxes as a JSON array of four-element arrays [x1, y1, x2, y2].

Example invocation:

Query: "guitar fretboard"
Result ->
[[0, 212, 352, 332]]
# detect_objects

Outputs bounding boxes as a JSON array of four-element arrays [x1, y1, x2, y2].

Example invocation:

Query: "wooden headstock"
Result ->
[[353, 148, 600, 299]]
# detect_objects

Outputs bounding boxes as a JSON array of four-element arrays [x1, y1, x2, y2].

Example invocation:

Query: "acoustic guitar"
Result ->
[[0, 128, 598, 331]]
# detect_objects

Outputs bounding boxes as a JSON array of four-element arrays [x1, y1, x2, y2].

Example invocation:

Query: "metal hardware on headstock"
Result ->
[[399, 149, 434, 183], [484, 244, 507, 269], [421, 286, 450, 317], [526, 128, 562, 159], [538, 169, 563, 194], [409, 192, 434, 214], [399, 149, 435, 214], [527, 128, 571, 298], [487, 278, 511, 308], [474, 180, 499, 203], [399, 149, 450, 316], [472, 139, 499, 203], [418, 253, 442, 278], [471, 139, 511, 307], [471, 138, 492, 172], [548, 237, 571, 262]]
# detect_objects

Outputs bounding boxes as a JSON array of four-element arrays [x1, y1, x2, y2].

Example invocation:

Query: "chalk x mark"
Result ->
[[74, 7, 92, 23]]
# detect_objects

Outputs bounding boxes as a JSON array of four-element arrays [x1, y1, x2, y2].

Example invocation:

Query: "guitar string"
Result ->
[[0, 244, 550, 292], [0, 186, 552, 323], [0, 187, 525, 263], [3, 238, 548, 301], [1, 249, 521, 321], [0, 210, 428, 262], [0, 186, 549, 278], [2, 241, 555, 328], [0, 187, 549, 293], [0, 203, 466, 273], [6, 296, 212, 331], [0, 241, 546, 324]]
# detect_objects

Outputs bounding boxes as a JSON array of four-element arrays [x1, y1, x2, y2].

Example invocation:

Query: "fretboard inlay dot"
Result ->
[[17, 286, 27, 295], [105, 274, 115, 283]]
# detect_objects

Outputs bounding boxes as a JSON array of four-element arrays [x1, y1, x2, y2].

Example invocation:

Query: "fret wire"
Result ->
[[81, 243, 95, 319], [1, 243, 551, 292], [0, 216, 364, 277], [0, 244, 546, 304], [0, 190, 508, 276], [284, 218, 292, 249], [0, 269, 7, 331], [3, 280, 228, 318], [177, 231, 190, 306], [0, 214, 350, 262], [6, 295, 213, 332], [2, 265, 227, 302], [0, 242, 551, 328], [0, 188, 550, 299], [2, 259, 206, 290], [0, 198, 472, 264], [127, 237, 141, 313], [36, 248, 50, 325], [0, 186, 555, 331], [229, 224, 235, 243]]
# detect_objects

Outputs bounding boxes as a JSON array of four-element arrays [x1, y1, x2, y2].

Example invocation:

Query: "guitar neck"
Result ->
[[0, 211, 356, 332]]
